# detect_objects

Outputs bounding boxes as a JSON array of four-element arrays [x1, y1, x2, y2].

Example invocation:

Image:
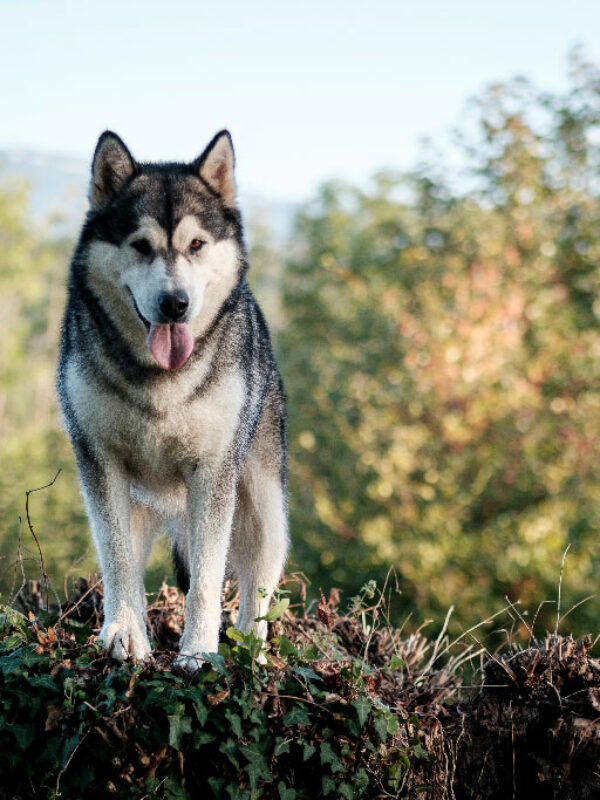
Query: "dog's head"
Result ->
[[82, 130, 244, 370]]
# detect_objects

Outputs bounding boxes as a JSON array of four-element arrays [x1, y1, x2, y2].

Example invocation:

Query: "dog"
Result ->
[[57, 130, 288, 669]]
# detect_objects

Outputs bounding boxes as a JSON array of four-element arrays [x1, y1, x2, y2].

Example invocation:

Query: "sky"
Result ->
[[1, 0, 600, 203]]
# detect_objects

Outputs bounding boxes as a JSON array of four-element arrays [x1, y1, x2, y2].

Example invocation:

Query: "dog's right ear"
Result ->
[[89, 131, 137, 209]]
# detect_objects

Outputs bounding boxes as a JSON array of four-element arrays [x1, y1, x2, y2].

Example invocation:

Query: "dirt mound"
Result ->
[[5, 578, 600, 799], [444, 636, 600, 799]]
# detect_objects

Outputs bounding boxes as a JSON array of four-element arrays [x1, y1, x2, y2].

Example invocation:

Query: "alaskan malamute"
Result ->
[[57, 130, 288, 669]]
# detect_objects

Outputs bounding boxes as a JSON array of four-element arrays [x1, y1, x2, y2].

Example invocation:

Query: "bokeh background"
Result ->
[[2, 1, 600, 638]]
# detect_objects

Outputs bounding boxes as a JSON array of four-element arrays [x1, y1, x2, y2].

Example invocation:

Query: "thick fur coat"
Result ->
[[57, 131, 288, 668]]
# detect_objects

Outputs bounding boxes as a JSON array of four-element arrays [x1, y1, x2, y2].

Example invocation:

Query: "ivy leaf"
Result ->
[[0, 607, 27, 630], [292, 666, 321, 682], [219, 738, 240, 769], [413, 742, 432, 761], [278, 782, 297, 800], [278, 634, 298, 657], [19, 648, 48, 668], [320, 741, 344, 772], [193, 701, 208, 725], [389, 654, 404, 670], [353, 697, 371, 728], [387, 714, 400, 735], [239, 742, 271, 789], [201, 652, 229, 676], [261, 598, 290, 622], [28, 674, 58, 691], [225, 784, 249, 800], [274, 737, 290, 756], [373, 712, 388, 742], [168, 712, 192, 750], [300, 644, 319, 661], [218, 642, 231, 659], [193, 729, 216, 748], [303, 742, 316, 761], [0, 648, 25, 675], [339, 783, 355, 800], [0, 633, 28, 652], [283, 705, 310, 726], [9, 723, 36, 750], [355, 768, 369, 795], [208, 776, 225, 796], [226, 626, 245, 643], [164, 774, 191, 799], [60, 732, 83, 767], [225, 709, 243, 738]]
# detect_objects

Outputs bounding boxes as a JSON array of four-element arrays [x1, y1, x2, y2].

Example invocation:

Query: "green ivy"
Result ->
[[0, 602, 431, 799]]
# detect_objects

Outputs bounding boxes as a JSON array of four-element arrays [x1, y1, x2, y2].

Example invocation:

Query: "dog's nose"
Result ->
[[158, 290, 189, 322]]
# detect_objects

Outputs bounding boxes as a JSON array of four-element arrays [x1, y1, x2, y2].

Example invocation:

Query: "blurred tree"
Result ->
[[280, 53, 600, 633], [0, 180, 94, 597]]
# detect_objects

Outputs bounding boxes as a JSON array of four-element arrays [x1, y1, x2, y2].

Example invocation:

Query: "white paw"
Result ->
[[99, 610, 151, 662], [175, 633, 218, 673], [174, 652, 206, 673]]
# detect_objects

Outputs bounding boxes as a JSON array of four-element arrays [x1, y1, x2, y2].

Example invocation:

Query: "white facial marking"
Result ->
[[87, 214, 241, 345], [170, 216, 241, 334], [172, 215, 214, 253]]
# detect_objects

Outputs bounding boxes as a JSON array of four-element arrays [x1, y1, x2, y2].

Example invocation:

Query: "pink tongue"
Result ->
[[147, 323, 194, 370]]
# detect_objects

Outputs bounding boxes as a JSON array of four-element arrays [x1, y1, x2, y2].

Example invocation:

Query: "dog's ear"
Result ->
[[194, 130, 236, 207], [90, 131, 137, 209]]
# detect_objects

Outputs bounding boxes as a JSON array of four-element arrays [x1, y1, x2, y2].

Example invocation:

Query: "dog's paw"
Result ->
[[174, 634, 218, 673], [174, 652, 206, 673], [99, 612, 151, 662]]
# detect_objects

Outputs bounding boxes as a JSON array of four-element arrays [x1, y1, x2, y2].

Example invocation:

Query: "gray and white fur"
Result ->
[[57, 130, 288, 669]]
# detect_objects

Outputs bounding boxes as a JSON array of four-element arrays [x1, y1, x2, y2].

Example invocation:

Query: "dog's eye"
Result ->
[[189, 239, 205, 254], [131, 238, 153, 257]]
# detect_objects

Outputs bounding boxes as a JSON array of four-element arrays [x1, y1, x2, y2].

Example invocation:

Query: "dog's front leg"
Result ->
[[77, 456, 151, 661], [177, 464, 236, 670]]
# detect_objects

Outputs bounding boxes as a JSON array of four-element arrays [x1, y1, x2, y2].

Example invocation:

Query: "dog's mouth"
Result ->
[[126, 287, 194, 371], [127, 288, 151, 332]]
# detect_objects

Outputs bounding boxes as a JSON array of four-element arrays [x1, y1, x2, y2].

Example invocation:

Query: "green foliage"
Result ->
[[0, 181, 94, 596], [0, 603, 429, 799], [280, 54, 600, 634]]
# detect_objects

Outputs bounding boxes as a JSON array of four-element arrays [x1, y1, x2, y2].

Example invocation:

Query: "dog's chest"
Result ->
[[66, 361, 245, 488]]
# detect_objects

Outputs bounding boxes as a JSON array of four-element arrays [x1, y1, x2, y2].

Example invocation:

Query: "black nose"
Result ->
[[158, 290, 189, 322]]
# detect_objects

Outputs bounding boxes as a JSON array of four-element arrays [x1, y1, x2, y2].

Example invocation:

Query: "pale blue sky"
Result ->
[[1, 0, 599, 201]]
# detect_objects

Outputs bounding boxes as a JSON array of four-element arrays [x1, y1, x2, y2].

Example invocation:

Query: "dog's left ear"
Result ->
[[194, 130, 236, 207]]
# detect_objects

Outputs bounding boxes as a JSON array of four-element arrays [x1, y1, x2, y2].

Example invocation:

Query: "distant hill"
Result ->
[[0, 149, 298, 242]]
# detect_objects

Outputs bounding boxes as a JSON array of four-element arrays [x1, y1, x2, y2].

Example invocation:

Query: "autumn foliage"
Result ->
[[281, 54, 600, 633]]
